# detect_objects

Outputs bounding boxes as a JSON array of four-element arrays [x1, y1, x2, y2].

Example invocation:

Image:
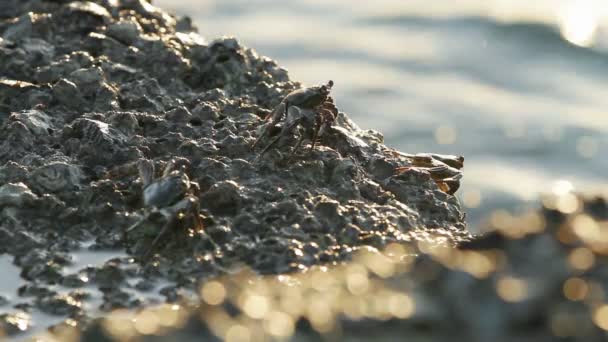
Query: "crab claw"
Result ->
[[321, 100, 338, 118], [320, 80, 334, 95], [264, 102, 286, 122], [137, 159, 155, 188]]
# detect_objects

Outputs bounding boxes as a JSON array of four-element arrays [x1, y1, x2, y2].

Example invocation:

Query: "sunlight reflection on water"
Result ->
[[558, 0, 602, 47]]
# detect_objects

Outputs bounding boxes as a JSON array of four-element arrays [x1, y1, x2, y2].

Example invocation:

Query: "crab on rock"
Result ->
[[253, 80, 339, 160], [124, 158, 204, 259]]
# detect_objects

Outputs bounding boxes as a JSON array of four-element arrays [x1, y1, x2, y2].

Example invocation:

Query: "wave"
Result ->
[[359, 14, 608, 58]]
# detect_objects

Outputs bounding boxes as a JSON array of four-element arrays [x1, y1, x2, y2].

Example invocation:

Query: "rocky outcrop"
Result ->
[[0, 0, 468, 337]]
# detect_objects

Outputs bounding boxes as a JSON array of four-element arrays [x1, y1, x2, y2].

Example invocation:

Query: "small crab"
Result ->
[[124, 158, 204, 259], [388, 152, 464, 195], [252, 80, 338, 160]]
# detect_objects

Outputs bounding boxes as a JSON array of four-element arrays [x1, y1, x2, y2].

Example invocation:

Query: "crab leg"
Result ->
[[125, 217, 145, 234], [123, 215, 148, 247], [253, 101, 289, 149], [142, 217, 175, 260], [256, 135, 281, 161], [193, 212, 204, 233], [309, 115, 322, 153], [286, 134, 306, 161], [309, 126, 319, 153], [255, 117, 301, 161], [137, 159, 155, 188], [252, 122, 270, 150]]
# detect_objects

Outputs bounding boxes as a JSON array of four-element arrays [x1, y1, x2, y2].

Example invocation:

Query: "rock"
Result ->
[[62, 118, 129, 166], [68, 67, 104, 96], [21, 38, 55, 67], [30, 161, 84, 193], [8, 110, 54, 137], [165, 106, 192, 123], [314, 197, 345, 230], [61, 273, 88, 288], [0, 80, 42, 112], [191, 101, 220, 122], [52, 78, 87, 109], [36, 293, 82, 316], [106, 20, 142, 45], [35, 52, 94, 84], [121, 0, 176, 28], [66, 2, 112, 22], [200, 180, 245, 216], [0, 312, 31, 336], [60, 1, 112, 32], [0, 0, 470, 338], [0, 0, 25, 19], [94, 262, 126, 289], [206, 225, 233, 244], [0, 183, 37, 207], [3, 13, 34, 41]]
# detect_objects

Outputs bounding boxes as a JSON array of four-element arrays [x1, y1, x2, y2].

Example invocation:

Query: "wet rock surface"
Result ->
[[0, 0, 468, 338]]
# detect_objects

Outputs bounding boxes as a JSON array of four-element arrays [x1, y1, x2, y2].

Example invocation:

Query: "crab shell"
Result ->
[[265, 81, 334, 121], [394, 164, 463, 195], [142, 170, 192, 208], [283, 83, 331, 109]]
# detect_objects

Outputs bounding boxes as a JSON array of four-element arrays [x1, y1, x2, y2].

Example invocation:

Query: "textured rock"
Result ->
[[0, 0, 468, 338]]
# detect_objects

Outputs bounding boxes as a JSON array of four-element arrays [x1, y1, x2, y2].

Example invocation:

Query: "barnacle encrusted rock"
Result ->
[[0, 0, 468, 337]]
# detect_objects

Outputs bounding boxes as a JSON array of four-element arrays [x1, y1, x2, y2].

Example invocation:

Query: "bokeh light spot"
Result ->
[[134, 310, 160, 335], [242, 295, 270, 319], [568, 247, 595, 271], [556, 193, 580, 214], [462, 190, 482, 208], [263, 311, 295, 338], [552, 180, 574, 196], [496, 276, 528, 302], [563, 277, 589, 301], [559, 3, 598, 47], [388, 293, 415, 319], [593, 305, 608, 330], [201, 281, 227, 305], [225, 324, 251, 342]]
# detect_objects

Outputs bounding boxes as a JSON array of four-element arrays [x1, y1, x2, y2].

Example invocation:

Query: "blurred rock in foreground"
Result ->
[[68, 194, 607, 342], [0, 0, 468, 339]]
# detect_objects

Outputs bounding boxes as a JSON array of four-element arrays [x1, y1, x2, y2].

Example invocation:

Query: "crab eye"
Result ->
[[327, 80, 334, 88]]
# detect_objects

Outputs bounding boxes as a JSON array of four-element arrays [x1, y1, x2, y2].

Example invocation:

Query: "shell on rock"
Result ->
[[66, 118, 126, 146], [142, 171, 191, 208], [31, 162, 84, 193]]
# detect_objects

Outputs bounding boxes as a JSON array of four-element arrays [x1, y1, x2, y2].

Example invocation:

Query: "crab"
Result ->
[[252, 80, 339, 160], [123, 158, 205, 259], [392, 153, 464, 195]]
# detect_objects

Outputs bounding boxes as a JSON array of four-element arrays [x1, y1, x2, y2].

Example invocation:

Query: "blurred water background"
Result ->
[[155, 0, 608, 232]]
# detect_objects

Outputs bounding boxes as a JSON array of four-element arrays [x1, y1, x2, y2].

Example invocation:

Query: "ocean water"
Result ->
[[157, 0, 608, 230]]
